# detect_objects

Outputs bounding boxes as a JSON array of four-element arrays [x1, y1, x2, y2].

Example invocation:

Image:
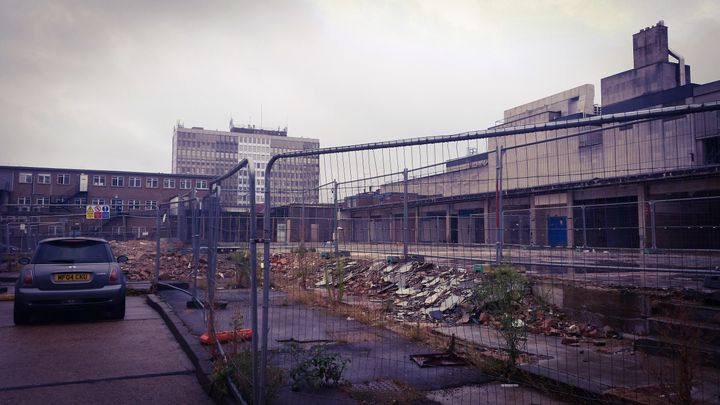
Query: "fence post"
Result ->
[[650, 200, 657, 250], [154, 205, 161, 287], [191, 196, 200, 301], [495, 145, 504, 264], [581, 205, 587, 248], [301, 189, 305, 246], [176, 196, 183, 241], [207, 186, 220, 353], [4, 223, 9, 253], [261, 169, 273, 405], [332, 180, 339, 256], [247, 165, 260, 405], [403, 168, 409, 259]]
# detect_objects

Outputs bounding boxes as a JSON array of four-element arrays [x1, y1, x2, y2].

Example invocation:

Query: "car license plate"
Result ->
[[54, 273, 91, 282]]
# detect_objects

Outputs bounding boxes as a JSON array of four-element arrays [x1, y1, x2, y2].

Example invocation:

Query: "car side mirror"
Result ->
[[117, 255, 129, 263], [18, 257, 31, 265]]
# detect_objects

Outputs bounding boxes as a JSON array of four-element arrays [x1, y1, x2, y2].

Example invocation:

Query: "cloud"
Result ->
[[0, 0, 718, 172]]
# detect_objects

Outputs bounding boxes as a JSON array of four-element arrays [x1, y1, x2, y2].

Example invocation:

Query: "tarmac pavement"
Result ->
[[0, 295, 214, 405]]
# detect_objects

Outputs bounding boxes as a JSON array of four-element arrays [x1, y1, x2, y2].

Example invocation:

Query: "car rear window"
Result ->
[[33, 240, 112, 264]]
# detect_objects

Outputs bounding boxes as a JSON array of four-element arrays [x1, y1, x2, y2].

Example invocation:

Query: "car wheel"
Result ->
[[13, 304, 30, 325], [110, 298, 126, 320]]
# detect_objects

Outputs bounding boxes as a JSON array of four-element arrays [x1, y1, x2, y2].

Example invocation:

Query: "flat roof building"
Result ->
[[0, 165, 211, 246], [172, 121, 320, 207]]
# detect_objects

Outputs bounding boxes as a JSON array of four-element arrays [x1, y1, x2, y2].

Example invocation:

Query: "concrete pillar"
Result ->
[[483, 199, 491, 244], [415, 207, 421, 243], [530, 196, 537, 246], [566, 191, 574, 248], [446, 204, 452, 243], [637, 184, 647, 250]]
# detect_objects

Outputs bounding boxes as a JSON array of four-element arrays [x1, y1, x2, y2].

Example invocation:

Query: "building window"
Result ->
[[18, 196, 31, 205], [129, 177, 141, 187], [131, 227, 147, 238], [19, 172, 32, 183], [180, 179, 191, 189], [48, 225, 64, 236], [579, 130, 603, 148], [74, 197, 87, 207], [163, 178, 176, 189], [146, 177, 159, 188], [36, 197, 50, 206], [128, 200, 141, 210], [92, 175, 106, 186], [57, 173, 70, 185], [196, 180, 208, 190], [145, 200, 157, 210], [111, 198, 123, 212], [111, 176, 125, 187], [37, 174, 51, 184], [91, 198, 106, 205]]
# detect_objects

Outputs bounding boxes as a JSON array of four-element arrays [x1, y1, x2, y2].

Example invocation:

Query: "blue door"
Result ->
[[548, 216, 567, 247]]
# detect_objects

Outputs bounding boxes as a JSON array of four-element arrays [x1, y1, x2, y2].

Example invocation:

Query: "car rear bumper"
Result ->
[[15, 285, 125, 310]]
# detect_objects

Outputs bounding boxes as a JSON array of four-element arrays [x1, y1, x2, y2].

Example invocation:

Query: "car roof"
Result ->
[[39, 237, 109, 244]]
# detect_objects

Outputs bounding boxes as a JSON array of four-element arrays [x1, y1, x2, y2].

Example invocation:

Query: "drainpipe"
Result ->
[[668, 48, 686, 86]]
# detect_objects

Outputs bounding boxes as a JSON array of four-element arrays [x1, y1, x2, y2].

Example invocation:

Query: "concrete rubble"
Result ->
[[108, 239, 240, 283], [270, 252, 620, 348]]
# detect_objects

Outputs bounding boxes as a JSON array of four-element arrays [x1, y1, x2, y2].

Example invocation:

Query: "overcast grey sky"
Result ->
[[1, 0, 718, 173]]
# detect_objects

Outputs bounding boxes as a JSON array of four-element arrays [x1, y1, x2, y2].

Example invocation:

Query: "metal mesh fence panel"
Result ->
[[260, 103, 720, 404]]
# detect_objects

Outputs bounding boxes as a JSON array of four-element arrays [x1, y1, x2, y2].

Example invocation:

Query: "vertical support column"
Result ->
[[496, 145, 504, 264], [261, 163, 273, 405], [4, 224, 9, 253], [333, 180, 339, 256], [566, 191, 574, 248], [650, 201, 657, 250], [191, 197, 199, 300], [415, 207, 421, 243], [445, 205, 452, 244], [637, 184, 647, 251], [483, 199, 490, 244], [581, 206, 587, 248], [247, 164, 260, 405], [403, 168, 409, 258], [530, 197, 537, 246], [154, 204, 161, 287], [176, 195, 182, 240], [300, 190, 305, 246]]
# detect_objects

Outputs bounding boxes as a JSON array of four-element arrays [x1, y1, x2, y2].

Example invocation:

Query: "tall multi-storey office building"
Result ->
[[172, 122, 320, 206]]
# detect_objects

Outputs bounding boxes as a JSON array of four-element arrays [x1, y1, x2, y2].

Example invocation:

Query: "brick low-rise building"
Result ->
[[0, 166, 211, 248]]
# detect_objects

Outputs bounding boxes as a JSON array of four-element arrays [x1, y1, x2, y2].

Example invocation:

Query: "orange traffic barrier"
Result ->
[[200, 328, 253, 345]]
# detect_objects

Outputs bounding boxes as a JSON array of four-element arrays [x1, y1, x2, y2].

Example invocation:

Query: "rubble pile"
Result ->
[[270, 252, 621, 347], [109, 240, 240, 282]]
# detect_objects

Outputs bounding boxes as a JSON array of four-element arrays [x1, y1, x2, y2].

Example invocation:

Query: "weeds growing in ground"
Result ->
[[288, 343, 350, 391], [472, 264, 529, 369]]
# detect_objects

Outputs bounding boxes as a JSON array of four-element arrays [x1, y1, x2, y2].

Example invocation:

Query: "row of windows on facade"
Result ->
[[177, 149, 239, 159], [15, 196, 159, 211], [176, 139, 237, 149], [23, 225, 149, 237], [176, 134, 271, 146], [18, 173, 207, 190]]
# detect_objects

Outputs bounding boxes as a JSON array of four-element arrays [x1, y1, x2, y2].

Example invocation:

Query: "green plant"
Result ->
[[325, 258, 347, 304], [213, 348, 284, 404], [229, 250, 251, 288], [294, 244, 312, 290], [289, 344, 350, 391], [472, 264, 529, 369]]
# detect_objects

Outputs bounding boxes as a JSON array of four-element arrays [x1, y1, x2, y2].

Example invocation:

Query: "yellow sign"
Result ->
[[86, 205, 94, 219]]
